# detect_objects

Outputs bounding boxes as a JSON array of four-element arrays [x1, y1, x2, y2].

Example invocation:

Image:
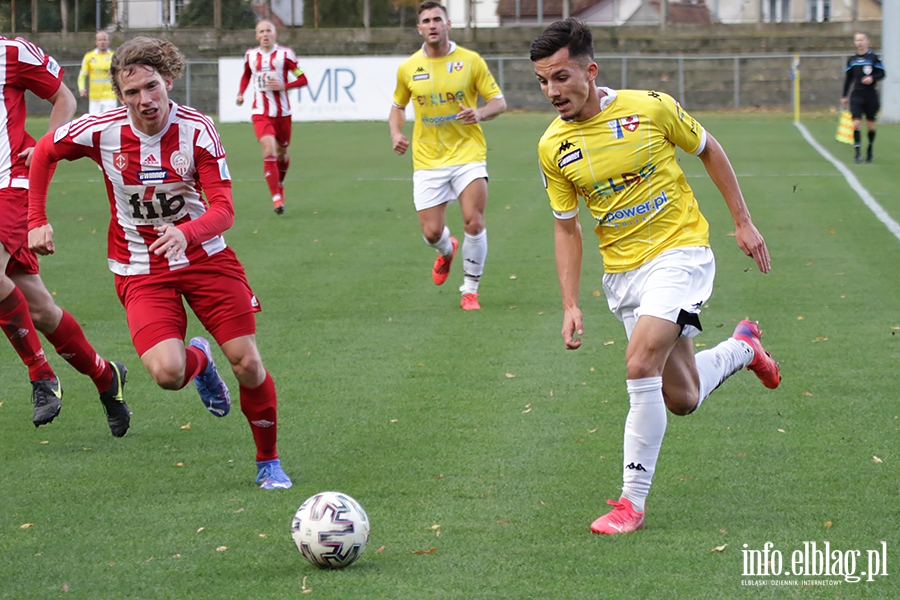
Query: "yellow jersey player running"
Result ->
[[78, 30, 117, 114], [531, 19, 781, 535], [389, 1, 506, 310]]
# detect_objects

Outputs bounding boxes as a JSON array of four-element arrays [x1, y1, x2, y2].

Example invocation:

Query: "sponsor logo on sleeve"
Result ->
[[53, 122, 71, 143], [218, 158, 231, 181], [45, 57, 61, 78]]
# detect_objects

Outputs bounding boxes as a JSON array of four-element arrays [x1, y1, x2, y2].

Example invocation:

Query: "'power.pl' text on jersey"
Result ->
[[538, 88, 710, 273], [393, 42, 503, 171]]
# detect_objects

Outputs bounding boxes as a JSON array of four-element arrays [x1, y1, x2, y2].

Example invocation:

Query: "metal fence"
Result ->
[[38, 52, 848, 118]]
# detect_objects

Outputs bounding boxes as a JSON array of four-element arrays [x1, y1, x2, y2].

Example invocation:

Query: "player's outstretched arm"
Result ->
[[698, 133, 771, 274], [555, 215, 584, 349]]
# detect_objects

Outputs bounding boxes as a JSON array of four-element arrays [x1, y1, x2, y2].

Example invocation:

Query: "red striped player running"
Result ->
[[27, 37, 292, 490], [236, 20, 308, 215]]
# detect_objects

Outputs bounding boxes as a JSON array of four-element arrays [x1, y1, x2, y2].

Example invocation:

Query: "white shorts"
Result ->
[[89, 99, 118, 114], [413, 162, 488, 211], [602, 246, 715, 340]]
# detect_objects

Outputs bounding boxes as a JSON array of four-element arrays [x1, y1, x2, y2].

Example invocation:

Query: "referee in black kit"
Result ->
[[841, 32, 885, 163]]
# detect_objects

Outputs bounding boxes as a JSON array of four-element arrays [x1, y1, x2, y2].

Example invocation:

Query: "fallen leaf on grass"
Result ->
[[711, 544, 728, 552], [175, 462, 184, 467], [592, 290, 601, 297], [180, 423, 191, 430], [496, 520, 509, 525], [802, 391, 814, 397], [172, 554, 182, 559], [720, 529, 727, 535], [797, 316, 804, 320], [522, 407, 532, 414], [376, 545, 385, 554], [301, 576, 313, 594], [812, 336, 828, 342], [777, 429, 786, 434], [233, 508, 244, 514], [20, 523, 35, 529], [197, 527, 204, 533], [509, 275, 517, 280], [824, 521, 833, 528], [413, 548, 437, 555], [62, 583, 69, 592], [873, 456, 883, 464], [588, 429, 597, 434], [603, 340, 615, 346], [40, 441, 49, 445], [505, 373, 516, 378], [259, 534, 267, 538], [216, 546, 228, 552]]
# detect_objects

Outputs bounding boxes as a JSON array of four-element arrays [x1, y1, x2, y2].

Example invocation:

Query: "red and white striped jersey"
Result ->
[[0, 37, 64, 190], [240, 44, 301, 117], [36, 102, 233, 276]]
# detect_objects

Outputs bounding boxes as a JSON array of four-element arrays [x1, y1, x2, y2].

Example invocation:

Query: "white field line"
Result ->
[[794, 121, 900, 241]]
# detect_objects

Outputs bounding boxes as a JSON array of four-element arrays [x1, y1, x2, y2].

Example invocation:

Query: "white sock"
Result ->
[[460, 229, 487, 294], [620, 376, 666, 513], [693, 337, 754, 411], [426, 226, 454, 257]]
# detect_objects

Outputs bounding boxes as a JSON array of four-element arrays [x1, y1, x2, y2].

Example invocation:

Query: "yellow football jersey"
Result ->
[[393, 43, 503, 171], [539, 89, 711, 273], [78, 49, 116, 101]]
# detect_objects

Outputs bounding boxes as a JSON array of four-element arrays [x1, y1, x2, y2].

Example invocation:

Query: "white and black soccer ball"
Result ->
[[291, 491, 370, 569]]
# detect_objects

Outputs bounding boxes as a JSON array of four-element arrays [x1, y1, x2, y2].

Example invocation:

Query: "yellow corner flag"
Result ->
[[835, 110, 854, 144]]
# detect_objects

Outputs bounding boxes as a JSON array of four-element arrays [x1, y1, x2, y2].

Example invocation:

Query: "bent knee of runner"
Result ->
[[143, 358, 187, 390], [663, 390, 699, 416]]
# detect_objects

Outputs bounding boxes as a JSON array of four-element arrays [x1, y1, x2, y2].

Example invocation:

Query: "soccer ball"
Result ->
[[291, 491, 370, 569]]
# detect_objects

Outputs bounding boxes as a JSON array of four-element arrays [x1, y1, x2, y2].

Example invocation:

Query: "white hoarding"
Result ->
[[218, 56, 414, 122]]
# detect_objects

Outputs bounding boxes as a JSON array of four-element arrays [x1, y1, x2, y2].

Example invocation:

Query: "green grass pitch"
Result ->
[[1, 110, 898, 598]]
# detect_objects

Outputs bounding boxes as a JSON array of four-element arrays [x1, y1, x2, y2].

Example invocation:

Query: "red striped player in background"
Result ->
[[27, 37, 293, 490], [236, 19, 308, 215], [0, 35, 129, 436]]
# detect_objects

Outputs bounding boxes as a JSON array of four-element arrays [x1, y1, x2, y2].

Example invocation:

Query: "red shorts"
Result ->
[[114, 248, 262, 356], [0, 186, 39, 276], [252, 114, 292, 147]]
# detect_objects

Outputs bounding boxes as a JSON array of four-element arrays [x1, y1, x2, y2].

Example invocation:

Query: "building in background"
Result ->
[[495, 0, 882, 26]]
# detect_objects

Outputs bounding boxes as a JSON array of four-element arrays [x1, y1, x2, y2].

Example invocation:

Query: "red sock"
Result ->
[[240, 371, 278, 462], [278, 157, 290, 186], [0, 287, 54, 381], [45, 309, 111, 392], [181, 345, 207, 389], [263, 157, 281, 200]]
